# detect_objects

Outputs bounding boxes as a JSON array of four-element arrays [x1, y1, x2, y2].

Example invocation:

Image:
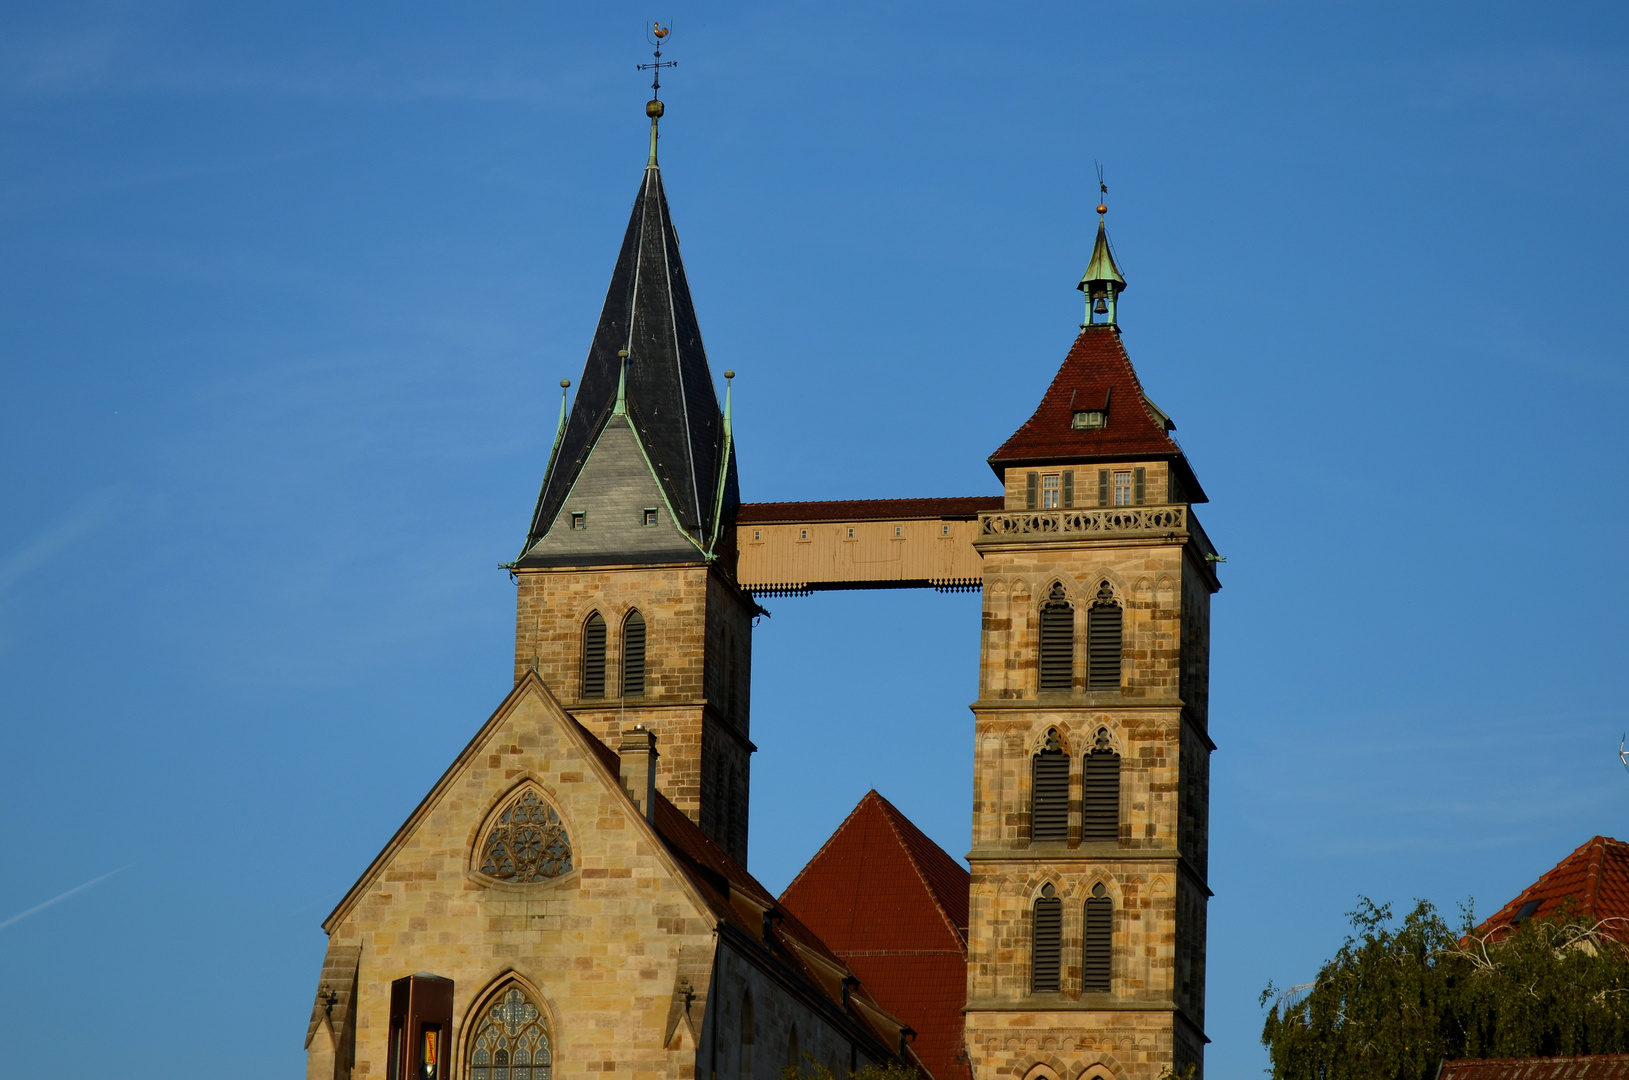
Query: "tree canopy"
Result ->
[[1261, 899, 1629, 1080]]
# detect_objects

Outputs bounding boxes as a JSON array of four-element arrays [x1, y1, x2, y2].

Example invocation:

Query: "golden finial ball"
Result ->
[[724, 369, 735, 380], [647, 99, 664, 118], [1097, 203, 1108, 214]]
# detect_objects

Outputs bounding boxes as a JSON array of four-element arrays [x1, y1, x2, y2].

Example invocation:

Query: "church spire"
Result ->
[[1079, 186, 1127, 328], [519, 49, 738, 567]]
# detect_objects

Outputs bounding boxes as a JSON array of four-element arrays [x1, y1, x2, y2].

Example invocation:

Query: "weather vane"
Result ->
[[1096, 162, 1109, 218], [637, 22, 676, 103]]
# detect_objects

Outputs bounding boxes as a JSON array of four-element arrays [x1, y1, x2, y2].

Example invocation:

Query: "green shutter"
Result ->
[[1098, 469, 1110, 506], [1061, 470, 1074, 508], [1026, 472, 1039, 509], [1134, 467, 1146, 505]]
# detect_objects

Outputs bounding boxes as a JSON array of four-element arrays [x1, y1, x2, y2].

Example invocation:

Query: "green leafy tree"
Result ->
[[1262, 898, 1629, 1080]]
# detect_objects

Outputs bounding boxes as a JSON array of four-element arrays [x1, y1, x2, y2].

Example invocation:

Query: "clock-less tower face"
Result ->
[[964, 322, 1219, 1080]]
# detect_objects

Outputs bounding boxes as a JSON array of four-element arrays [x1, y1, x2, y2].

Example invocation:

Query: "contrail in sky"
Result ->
[[0, 866, 129, 932]]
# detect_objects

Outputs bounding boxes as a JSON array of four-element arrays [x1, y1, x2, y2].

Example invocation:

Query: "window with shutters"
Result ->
[[1041, 474, 1060, 508], [1032, 883, 1062, 993], [1062, 470, 1075, 508], [1031, 729, 1069, 843], [1026, 471, 1039, 509], [1087, 582, 1122, 691], [468, 983, 552, 1080], [1113, 471, 1133, 506], [622, 610, 646, 697], [1038, 583, 1074, 693], [1083, 728, 1121, 843], [582, 612, 607, 698], [1083, 882, 1112, 993]]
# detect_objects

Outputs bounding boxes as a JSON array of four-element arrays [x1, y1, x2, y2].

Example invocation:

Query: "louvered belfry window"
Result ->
[[1038, 583, 1074, 693], [1083, 728, 1121, 843], [582, 612, 607, 698], [1032, 883, 1062, 993], [1087, 581, 1122, 691], [1084, 882, 1113, 992], [1031, 729, 1069, 843], [622, 611, 647, 697]]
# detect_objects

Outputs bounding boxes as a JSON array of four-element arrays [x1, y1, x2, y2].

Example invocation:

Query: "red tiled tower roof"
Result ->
[[779, 791, 972, 1080], [988, 324, 1206, 501], [1441, 1055, 1629, 1080], [1475, 836, 1629, 939]]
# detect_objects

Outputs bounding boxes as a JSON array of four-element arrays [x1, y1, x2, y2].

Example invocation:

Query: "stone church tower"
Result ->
[[962, 213, 1221, 1080], [509, 107, 757, 865]]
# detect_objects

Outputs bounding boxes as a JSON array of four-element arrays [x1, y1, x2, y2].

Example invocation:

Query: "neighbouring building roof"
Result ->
[[988, 324, 1206, 501], [1475, 836, 1629, 940], [1441, 1055, 1629, 1080], [571, 722, 919, 1067], [737, 497, 1002, 525], [523, 157, 737, 557], [780, 790, 972, 1080]]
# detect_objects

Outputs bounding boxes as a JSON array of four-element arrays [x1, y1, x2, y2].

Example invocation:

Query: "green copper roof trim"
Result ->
[[706, 376, 734, 555], [1078, 218, 1127, 292], [647, 117, 659, 168]]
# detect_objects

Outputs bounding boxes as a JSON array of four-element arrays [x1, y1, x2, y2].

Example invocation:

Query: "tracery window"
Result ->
[[1083, 727, 1121, 843], [469, 985, 552, 1080], [1038, 583, 1074, 693], [1031, 728, 1068, 843], [583, 612, 607, 698], [479, 789, 573, 882], [1087, 581, 1122, 691], [622, 610, 647, 697], [1032, 882, 1062, 993]]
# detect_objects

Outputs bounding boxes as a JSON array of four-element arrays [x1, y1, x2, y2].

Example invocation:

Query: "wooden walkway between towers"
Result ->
[[734, 497, 999, 595]]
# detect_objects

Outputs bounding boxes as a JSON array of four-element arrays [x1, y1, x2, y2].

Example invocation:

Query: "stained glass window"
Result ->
[[479, 790, 573, 882], [469, 986, 551, 1080]]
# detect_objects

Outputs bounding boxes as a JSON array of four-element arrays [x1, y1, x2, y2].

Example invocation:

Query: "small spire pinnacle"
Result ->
[[637, 23, 677, 168], [614, 350, 629, 415], [555, 379, 571, 440], [1079, 167, 1127, 328]]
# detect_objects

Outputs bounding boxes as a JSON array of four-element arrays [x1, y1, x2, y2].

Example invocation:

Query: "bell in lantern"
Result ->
[[1093, 293, 1109, 314]]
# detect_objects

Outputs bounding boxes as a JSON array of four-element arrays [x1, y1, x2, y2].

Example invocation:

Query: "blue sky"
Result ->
[[2, 3, 1627, 1076]]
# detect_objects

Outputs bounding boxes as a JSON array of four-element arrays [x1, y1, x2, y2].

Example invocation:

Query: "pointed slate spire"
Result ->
[[520, 115, 739, 564]]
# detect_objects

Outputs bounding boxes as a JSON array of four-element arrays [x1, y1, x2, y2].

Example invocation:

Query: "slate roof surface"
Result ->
[[524, 158, 737, 556], [572, 723, 913, 1066], [989, 326, 1202, 499], [737, 497, 1002, 525], [1475, 836, 1629, 940], [1441, 1056, 1629, 1080], [780, 790, 972, 1080]]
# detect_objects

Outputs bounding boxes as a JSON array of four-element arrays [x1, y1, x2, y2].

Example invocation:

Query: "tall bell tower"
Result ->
[[508, 88, 758, 865], [964, 208, 1220, 1079]]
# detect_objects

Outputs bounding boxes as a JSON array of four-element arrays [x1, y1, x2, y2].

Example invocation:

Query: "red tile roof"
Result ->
[[737, 497, 1002, 525], [573, 722, 915, 1065], [779, 791, 972, 1080], [989, 325, 1199, 486], [1441, 1056, 1629, 1080], [1475, 836, 1629, 940]]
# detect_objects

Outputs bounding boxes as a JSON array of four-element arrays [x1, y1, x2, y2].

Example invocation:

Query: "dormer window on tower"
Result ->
[[1071, 409, 1105, 429]]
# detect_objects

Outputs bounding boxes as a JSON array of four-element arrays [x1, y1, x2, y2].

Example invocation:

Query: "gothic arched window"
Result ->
[[469, 984, 552, 1080], [1087, 581, 1122, 691], [1032, 883, 1061, 993], [1082, 728, 1121, 844], [479, 789, 573, 882], [622, 610, 647, 697], [1038, 583, 1074, 693], [739, 992, 755, 1079], [1084, 882, 1113, 992], [1031, 729, 1069, 843], [582, 612, 607, 698]]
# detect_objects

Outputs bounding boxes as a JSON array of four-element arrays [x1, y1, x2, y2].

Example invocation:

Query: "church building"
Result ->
[[305, 83, 1220, 1080]]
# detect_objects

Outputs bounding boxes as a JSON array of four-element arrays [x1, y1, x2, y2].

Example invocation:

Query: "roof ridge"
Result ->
[[867, 791, 970, 946], [778, 790, 880, 904]]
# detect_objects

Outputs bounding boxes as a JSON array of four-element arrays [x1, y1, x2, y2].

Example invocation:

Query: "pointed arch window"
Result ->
[[1084, 882, 1113, 992], [1032, 883, 1062, 993], [582, 612, 607, 698], [1087, 582, 1122, 691], [479, 789, 573, 882], [739, 992, 755, 1079], [1038, 584, 1074, 693], [622, 610, 647, 697], [469, 984, 552, 1080], [1083, 728, 1121, 844], [1031, 729, 1069, 843]]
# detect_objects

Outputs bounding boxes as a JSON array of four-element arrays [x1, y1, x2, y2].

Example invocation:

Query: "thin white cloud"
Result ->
[[0, 866, 129, 932], [0, 486, 130, 596]]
